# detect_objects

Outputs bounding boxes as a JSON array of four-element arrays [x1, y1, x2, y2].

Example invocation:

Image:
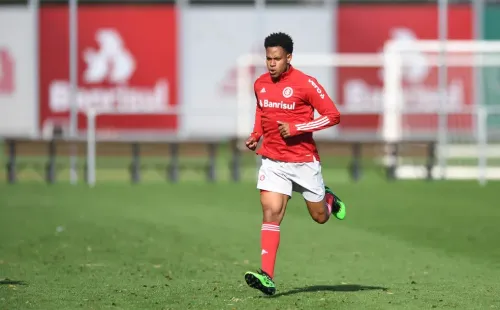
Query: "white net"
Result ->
[[384, 40, 500, 183]]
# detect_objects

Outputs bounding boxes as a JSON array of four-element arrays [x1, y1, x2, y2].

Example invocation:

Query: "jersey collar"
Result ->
[[270, 64, 294, 82], [280, 64, 294, 80]]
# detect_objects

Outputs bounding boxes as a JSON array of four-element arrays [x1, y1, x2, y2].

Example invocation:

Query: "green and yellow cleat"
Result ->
[[325, 186, 346, 220], [244, 270, 276, 296]]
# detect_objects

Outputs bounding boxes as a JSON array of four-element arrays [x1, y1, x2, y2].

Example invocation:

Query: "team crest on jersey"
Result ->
[[282, 87, 293, 98]]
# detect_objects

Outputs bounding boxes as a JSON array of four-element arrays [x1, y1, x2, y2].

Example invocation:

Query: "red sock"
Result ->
[[261, 222, 280, 279], [325, 192, 335, 216]]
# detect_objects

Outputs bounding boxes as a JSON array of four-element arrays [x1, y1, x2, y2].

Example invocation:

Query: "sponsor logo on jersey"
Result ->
[[259, 99, 296, 110]]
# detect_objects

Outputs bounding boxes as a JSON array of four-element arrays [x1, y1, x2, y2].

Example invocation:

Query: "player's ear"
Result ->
[[287, 53, 292, 64]]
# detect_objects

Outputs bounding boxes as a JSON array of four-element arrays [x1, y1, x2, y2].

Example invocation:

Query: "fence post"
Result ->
[[349, 143, 362, 182], [231, 139, 241, 182], [6, 140, 16, 184], [426, 142, 436, 181], [46, 139, 57, 184], [478, 105, 488, 186], [386, 143, 398, 181], [168, 143, 179, 182], [207, 143, 217, 182], [130, 143, 140, 184]]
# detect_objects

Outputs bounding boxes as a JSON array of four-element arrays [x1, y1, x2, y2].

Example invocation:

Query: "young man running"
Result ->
[[244, 32, 347, 296]]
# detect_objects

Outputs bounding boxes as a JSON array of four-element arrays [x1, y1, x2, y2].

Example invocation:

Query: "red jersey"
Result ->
[[250, 65, 340, 163]]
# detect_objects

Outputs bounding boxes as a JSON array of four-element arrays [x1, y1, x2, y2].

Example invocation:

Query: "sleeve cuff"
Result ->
[[251, 132, 262, 141], [289, 124, 298, 136]]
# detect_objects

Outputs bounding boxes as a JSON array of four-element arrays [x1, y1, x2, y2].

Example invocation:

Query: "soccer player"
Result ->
[[244, 32, 347, 296]]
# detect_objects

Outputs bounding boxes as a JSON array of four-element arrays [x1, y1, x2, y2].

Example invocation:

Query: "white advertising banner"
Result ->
[[0, 6, 37, 137], [180, 8, 334, 138]]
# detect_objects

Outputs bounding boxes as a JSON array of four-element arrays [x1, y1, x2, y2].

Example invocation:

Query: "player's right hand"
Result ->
[[245, 136, 258, 151]]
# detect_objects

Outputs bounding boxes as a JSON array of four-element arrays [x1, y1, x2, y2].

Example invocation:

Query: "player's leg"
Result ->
[[245, 157, 292, 296], [245, 190, 288, 295], [303, 187, 331, 224], [291, 159, 346, 224], [259, 189, 289, 278], [303, 187, 346, 223]]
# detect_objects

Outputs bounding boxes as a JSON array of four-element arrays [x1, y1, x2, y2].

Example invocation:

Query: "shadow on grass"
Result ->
[[270, 284, 388, 297], [0, 278, 27, 285]]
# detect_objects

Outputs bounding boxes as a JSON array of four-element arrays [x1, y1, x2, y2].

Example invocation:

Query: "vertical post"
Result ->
[[426, 142, 436, 181], [437, 0, 448, 180], [168, 143, 179, 182], [176, 0, 187, 138], [231, 139, 241, 182], [349, 143, 362, 182], [30, 0, 40, 138], [386, 143, 398, 181], [207, 143, 216, 182], [46, 139, 56, 184], [383, 42, 403, 144], [254, 0, 265, 178], [473, 0, 484, 49], [130, 143, 140, 184], [7, 140, 16, 184], [69, 0, 78, 184], [474, 0, 487, 186], [477, 105, 488, 186], [87, 109, 96, 187], [473, 0, 484, 143]]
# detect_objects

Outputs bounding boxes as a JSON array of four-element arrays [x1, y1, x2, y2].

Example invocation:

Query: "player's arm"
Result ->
[[288, 77, 340, 136], [246, 90, 263, 150], [251, 92, 263, 141]]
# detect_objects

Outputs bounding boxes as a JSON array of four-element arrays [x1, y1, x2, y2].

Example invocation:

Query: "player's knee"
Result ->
[[261, 201, 283, 222], [262, 208, 281, 222], [260, 191, 287, 223]]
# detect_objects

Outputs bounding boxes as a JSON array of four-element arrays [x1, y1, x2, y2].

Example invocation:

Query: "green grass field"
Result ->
[[1, 178, 500, 309]]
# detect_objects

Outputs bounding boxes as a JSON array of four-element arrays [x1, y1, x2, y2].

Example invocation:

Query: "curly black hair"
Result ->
[[264, 32, 294, 54]]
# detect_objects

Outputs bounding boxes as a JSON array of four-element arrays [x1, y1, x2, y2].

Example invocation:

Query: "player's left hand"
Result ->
[[277, 121, 292, 138]]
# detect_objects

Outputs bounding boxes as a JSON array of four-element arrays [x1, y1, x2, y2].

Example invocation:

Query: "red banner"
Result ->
[[39, 5, 178, 134], [337, 4, 473, 133]]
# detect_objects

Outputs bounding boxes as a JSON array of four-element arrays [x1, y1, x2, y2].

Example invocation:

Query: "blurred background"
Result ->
[[0, 0, 499, 184]]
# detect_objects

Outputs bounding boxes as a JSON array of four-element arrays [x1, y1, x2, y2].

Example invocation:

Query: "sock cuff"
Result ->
[[261, 222, 280, 231]]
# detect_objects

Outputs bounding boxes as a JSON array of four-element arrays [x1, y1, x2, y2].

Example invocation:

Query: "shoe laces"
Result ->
[[258, 269, 274, 283]]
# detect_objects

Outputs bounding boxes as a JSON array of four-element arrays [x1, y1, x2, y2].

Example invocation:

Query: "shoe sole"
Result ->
[[244, 273, 276, 296]]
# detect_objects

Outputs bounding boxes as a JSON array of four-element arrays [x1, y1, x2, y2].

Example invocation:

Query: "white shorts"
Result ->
[[257, 156, 325, 202]]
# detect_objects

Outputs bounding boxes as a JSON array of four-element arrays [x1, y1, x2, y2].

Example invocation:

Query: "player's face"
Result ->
[[266, 46, 291, 80]]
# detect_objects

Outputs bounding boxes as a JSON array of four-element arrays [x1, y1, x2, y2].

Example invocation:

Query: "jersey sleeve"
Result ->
[[250, 83, 263, 141], [289, 77, 341, 136]]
